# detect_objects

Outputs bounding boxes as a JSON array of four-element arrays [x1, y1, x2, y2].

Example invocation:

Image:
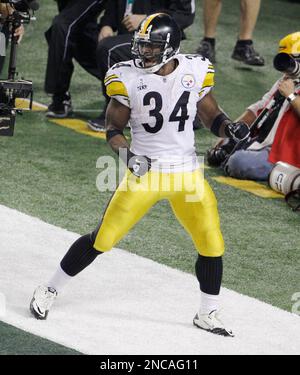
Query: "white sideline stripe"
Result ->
[[0, 204, 299, 355]]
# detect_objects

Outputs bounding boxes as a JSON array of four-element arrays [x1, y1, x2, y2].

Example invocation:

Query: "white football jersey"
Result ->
[[105, 54, 215, 172]]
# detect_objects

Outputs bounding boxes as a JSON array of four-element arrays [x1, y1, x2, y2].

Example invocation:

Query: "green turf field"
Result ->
[[0, 0, 299, 354]]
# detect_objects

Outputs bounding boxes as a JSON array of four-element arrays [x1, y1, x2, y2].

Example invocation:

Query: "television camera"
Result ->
[[0, 0, 39, 136]]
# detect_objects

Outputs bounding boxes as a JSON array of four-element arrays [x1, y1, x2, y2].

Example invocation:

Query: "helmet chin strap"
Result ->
[[136, 49, 179, 74], [142, 61, 166, 74]]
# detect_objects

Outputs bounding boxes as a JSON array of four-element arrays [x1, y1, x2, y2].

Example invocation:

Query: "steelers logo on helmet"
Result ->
[[131, 13, 181, 73]]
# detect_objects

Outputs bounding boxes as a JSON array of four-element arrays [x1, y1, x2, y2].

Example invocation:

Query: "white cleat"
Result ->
[[30, 286, 57, 320], [193, 310, 234, 337]]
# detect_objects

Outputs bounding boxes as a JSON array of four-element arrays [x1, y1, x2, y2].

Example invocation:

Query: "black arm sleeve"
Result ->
[[98, 0, 118, 31], [163, 0, 195, 30]]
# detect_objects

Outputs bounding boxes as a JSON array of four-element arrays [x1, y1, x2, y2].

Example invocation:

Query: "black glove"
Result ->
[[225, 122, 250, 142], [127, 151, 151, 177]]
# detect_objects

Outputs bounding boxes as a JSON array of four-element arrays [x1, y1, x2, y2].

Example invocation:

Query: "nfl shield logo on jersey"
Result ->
[[181, 74, 195, 88]]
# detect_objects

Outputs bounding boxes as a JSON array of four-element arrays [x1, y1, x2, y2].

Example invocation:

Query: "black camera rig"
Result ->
[[0, 0, 39, 136]]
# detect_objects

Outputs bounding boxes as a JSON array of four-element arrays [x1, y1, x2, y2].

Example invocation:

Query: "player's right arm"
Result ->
[[106, 98, 131, 153], [105, 66, 152, 177], [106, 99, 151, 178]]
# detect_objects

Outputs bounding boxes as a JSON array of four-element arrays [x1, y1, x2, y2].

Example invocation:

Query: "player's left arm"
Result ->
[[197, 92, 250, 141]]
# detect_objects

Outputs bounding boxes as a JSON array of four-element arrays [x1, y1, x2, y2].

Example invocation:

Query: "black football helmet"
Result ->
[[131, 13, 181, 73]]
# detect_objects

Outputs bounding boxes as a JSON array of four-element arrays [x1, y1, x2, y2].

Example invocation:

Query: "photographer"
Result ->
[[207, 32, 300, 181]]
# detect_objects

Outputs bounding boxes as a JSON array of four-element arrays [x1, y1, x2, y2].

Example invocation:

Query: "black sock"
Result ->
[[195, 255, 223, 295], [236, 39, 253, 46], [53, 92, 69, 100], [203, 37, 216, 47], [60, 233, 102, 277]]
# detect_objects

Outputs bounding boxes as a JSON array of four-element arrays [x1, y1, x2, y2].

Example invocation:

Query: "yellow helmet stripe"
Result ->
[[141, 13, 163, 34]]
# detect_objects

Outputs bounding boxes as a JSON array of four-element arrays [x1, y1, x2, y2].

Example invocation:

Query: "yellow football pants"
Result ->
[[93, 169, 224, 257]]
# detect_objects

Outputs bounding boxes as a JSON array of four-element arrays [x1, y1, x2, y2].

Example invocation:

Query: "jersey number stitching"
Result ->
[[142, 91, 191, 133]]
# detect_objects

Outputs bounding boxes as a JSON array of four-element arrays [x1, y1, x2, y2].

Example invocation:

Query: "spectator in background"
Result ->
[[45, 0, 107, 118], [87, 0, 195, 132], [207, 32, 300, 181], [196, 0, 264, 66]]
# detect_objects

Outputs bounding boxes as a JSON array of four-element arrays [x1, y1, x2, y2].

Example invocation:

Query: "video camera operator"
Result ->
[[0, 1, 25, 73], [0, 0, 38, 136], [207, 32, 300, 182]]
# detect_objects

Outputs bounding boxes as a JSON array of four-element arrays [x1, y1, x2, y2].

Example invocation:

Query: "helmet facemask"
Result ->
[[132, 31, 179, 73]]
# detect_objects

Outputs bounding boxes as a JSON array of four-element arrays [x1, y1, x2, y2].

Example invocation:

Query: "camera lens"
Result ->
[[273, 53, 300, 77]]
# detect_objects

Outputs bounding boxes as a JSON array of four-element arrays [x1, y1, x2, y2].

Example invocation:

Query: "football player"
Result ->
[[30, 13, 250, 337]]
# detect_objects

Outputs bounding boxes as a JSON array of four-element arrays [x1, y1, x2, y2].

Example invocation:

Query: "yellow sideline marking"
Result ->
[[15, 99, 106, 139], [15, 98, 47, 111], [49, 118, 106, 140], [213, 176, 284, 198]]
